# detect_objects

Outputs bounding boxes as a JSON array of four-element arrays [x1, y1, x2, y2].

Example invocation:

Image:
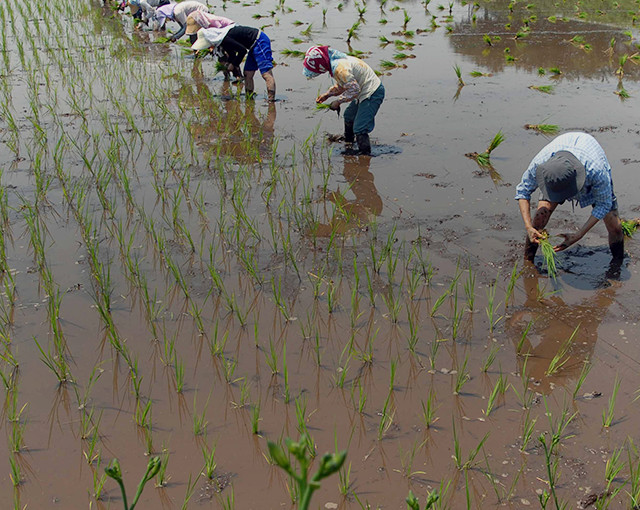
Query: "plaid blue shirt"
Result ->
[[515, 132, 614, 220]]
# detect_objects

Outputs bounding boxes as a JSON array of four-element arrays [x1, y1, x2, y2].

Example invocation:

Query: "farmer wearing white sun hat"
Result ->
[[192, 25, 276, 102], [515, 132, 624, 261]]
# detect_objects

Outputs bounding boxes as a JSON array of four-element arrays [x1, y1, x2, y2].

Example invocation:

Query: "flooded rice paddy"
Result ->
[[1, 0, 640, 508]]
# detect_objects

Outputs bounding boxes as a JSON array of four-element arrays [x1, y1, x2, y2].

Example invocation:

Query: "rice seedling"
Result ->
[[520, 409, 537, 451], [602, 375, 621, 428], [524, 123, 559, 135], [251, 402, 261, 434], [267, 434, 346, 510], [516, 319, 534, 356], [347, 21, 360, 43], [192, 393, 209, 437], [627, 440, 640, 508], [453, 354, 470, 395], [545, 325, 578, 376], [202, 443, 217, 479], [453, 64, 464, 86], [421, 389, 439, 428], [485, 372, 508, 416], [484, 279, 503, 333], [9, 452, 21, 487], [104, 457, 161, 510], [465, 131, 505, 167], [469, 70, 491, 77], [538, 230, 558, 280], [572, 361, 592, 400], [615, 87, 631, 99], [481, 343, 500, 372]]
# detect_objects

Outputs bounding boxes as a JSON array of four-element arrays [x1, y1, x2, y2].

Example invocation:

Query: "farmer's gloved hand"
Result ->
[[554, 232, 582, 252], [169, 36, 177, 43]]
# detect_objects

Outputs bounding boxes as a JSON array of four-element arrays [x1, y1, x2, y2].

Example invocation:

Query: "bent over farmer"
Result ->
[[515, 132, 623, 261], [191, 26, 276, 102], [303, 46, 385, 155], [152, 1, 209, 42]]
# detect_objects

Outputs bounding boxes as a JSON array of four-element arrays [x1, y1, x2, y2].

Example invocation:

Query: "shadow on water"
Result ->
[[507, 261, 622, 394]]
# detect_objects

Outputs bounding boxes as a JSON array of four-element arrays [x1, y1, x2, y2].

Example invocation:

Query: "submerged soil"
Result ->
[[1, 0, 640, 508]]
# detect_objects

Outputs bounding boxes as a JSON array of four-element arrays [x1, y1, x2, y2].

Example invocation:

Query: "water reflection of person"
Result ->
[[313, 154, 383, 237], [186, 60, 276, 164], [507, 261, 619, 395]]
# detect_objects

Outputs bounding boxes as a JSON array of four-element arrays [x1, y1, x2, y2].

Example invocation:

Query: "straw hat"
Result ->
[[186, 15, 199, 35]]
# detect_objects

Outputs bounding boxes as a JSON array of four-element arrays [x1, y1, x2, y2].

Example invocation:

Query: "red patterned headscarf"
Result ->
[[303, 46, 332, 76]]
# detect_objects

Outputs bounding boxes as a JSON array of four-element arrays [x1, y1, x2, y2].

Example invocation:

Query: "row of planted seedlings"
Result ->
[[2, 0, 640, 509], [5, 96, 640, 507]]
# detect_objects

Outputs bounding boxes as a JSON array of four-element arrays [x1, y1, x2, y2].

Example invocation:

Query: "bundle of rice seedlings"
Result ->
[[465, 131, 505, 167], [280, 49, 305, 57], [615, 88, 630, 99], [453, 64, 464, 86], [621, 218, 640, 237], [380, 60, 398, 69], [529, 85, 554, 93], [524, 123, 559, 135], [539, 231, 558, 280], [470, 70, 492, 77]]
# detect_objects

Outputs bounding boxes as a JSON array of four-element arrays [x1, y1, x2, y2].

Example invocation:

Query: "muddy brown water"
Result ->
[[1, 0, 640, 508]]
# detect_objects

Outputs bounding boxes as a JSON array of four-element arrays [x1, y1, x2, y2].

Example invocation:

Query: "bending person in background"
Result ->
[[303, 45, 385, 155], [125, 0, 169, 25], [151, 1, 209, 42], [515, 132, 623, 262], [185, 11, 234, 34], [191, 26, 276, 102]]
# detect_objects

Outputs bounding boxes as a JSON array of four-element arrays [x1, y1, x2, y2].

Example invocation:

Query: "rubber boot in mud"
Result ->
[[344, 122, 355, 143], [356, 133, 371, 155], [609, 239, 624, 261]]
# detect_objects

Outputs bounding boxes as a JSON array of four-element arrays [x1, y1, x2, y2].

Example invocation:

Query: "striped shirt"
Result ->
[[515, 132, 614, 220]]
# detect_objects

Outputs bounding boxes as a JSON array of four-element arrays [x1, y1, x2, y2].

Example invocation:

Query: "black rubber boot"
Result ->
[[344, 121, 355, 143], [610, 239, 624, 260], [356, 133, 371, 155]]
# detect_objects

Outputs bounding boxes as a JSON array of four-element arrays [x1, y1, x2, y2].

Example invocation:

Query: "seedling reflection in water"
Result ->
[[267, 434, 346, 510]]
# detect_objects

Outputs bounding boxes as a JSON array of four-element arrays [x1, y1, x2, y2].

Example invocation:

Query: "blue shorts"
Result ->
[[343, 83, 385, 135], [244, 31, 273, 74]]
